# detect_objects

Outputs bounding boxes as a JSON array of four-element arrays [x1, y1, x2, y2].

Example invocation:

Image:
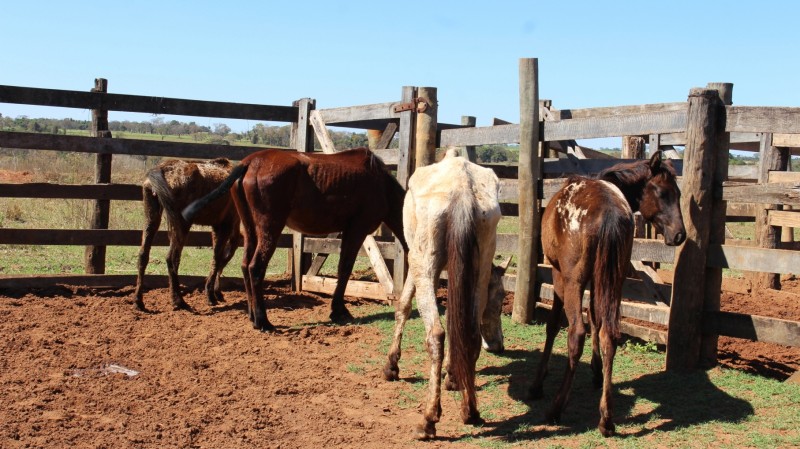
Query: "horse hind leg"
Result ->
[[545, 283, 587, 424], [166, 224, 190, 310], [529, 271, 566, 400], [597, 322, 618, 437], [134, 188, 162, 311], [589, 291, 604, 389], [383, 273, 416, 381], [206, 220, 237, 306], [414, 275, 445, 440]]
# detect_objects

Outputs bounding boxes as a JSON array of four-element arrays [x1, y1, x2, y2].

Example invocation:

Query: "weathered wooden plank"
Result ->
[[303, 237, 399, 259], [725, 106, 800, 134], [0, 183, 142, 200], [703, 311, 800, 347], [532, 300, 668, 345], [0, 274, 241, 290], [549, 102, 686, 120], [728, 165, 758, 179], [631, 238, 677, 264], [0, 131, 270, 160], [768, 210, 800, 228], [723, 182, 800, 206], [439, 123, 520, 147], [707, 244, 800, 274], [361, 236, 395, 296], [545, 110, 687, 141], [0, 84, 297, 122], [0, 228, 292, 248], [774, 134, 800, 148], [535, 282, 670, 325], [317, 102, 401, 124], [302, 275, 388, 301], [726, 202, 757, 218], [309, 109, 337, 153], [768, 171, 800, 183]]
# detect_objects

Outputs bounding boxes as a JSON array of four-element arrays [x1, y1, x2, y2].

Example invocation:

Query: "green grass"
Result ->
[[351, 301, 800, 448]]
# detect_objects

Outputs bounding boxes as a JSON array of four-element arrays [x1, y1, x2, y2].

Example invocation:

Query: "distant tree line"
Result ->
[[0, 113, 535, 164]]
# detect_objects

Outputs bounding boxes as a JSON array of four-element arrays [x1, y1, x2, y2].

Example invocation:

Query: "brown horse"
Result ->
[[134, 158, 240, 311], [182, 148, 407, 331], [529, 150, 685, 437]]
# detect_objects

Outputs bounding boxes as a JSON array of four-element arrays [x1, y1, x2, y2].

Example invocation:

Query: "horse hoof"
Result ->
[[444, 376, 458, 391], [172, 300, 189, 311], [413, 423, 436, 440], [599, 420, 616, 437], [382, 366, 400, 382], [134, 299, 146, 311], [462, 412, 484, 426], [330, 309, 354, 324], [485, 345, 505, 354]]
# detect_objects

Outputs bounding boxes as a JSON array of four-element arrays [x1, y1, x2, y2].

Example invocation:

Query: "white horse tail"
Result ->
[[445, 188, 481, 399]]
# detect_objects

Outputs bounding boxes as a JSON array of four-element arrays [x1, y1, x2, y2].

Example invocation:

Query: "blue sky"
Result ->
[[3, 1, 799, 148]]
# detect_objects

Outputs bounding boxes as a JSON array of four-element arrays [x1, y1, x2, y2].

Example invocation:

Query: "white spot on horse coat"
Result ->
[[556, 181, 588, 232]]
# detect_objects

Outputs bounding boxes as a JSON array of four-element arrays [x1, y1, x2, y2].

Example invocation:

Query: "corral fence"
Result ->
[[1, 58, 799, 372]]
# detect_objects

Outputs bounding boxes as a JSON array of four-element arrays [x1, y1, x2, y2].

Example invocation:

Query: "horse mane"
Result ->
[[596, 160, 652, 212]]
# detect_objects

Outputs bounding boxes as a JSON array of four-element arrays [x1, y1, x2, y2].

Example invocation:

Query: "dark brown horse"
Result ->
[[529, 150, 685, 437], [134, 158, 240, 311], [182, 148, 407, 331]]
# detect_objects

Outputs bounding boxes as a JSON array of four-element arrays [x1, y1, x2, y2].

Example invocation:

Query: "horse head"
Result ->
[[639, 151, 686, 246]]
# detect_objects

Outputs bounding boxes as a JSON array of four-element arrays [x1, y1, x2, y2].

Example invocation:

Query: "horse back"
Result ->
[[147, 158, 236, 227], [542, 177, 633, 269]]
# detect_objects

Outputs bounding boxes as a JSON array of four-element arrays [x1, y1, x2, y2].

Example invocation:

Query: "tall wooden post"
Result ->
[[666, 88, 725, 371], [290, 98, 315, 291], [700, 82, 733, 368], [622, 136, 646, 159], [393, 86, 417, 295], [84, 78, 112, 274], [514, 58, 541, 324], [755, 133, 790, 290], [460, 116, 477, 162], [414, 87, 437, 168]]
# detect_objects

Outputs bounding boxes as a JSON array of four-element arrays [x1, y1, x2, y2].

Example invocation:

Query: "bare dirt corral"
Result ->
[[0, 274, 798, 448]]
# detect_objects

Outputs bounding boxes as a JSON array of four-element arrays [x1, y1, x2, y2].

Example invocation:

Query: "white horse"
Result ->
[[382, 149, 506, 440]]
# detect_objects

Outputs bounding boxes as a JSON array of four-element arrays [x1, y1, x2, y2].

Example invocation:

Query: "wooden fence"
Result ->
[[0, 81, 419, 302], [2, 59, 800, 371]]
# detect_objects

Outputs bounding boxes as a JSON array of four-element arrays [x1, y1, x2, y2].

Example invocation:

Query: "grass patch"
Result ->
[[352, 302, 800, 448]]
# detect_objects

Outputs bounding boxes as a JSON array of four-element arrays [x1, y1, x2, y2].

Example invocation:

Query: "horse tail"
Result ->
[[446, 189, 481, 396], [593, 210, 634, 343], [182, 163, 248, 223], [146, 167, 184, 229]]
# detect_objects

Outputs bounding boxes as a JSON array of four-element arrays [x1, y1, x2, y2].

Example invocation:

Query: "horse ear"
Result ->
[[649, 150, 663, 171]]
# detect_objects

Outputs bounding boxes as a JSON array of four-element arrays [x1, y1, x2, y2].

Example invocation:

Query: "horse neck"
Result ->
[[599, 169, 650, 213]]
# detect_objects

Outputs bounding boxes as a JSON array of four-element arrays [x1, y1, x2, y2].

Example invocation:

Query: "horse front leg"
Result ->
[[597, 323, 617, 437], [329, 230, 367, 323], [383, 273, 415, 381], [134, 190, 161, 311]]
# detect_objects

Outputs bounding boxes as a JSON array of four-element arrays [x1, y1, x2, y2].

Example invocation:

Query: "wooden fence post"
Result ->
[[514, 58, 541, 324], [84, 78, 112, 274], [460, 116, 477, 162], [666, 88, 725, 371], [290, 98, 315, 291], [700, 82, 733, 368], [393, 86, 417, 295], [415, 87, 437, 168], [755, 133, 790, 290]]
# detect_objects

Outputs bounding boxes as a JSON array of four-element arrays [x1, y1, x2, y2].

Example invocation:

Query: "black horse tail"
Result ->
[[182, 163, 248, 223], [146, 167, 184, 229], [445, 189, 481, 401], [593, 209, 634, 343]]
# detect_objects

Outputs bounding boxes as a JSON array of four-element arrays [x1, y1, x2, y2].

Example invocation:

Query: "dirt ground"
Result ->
[[1, 273, 798, 449]]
